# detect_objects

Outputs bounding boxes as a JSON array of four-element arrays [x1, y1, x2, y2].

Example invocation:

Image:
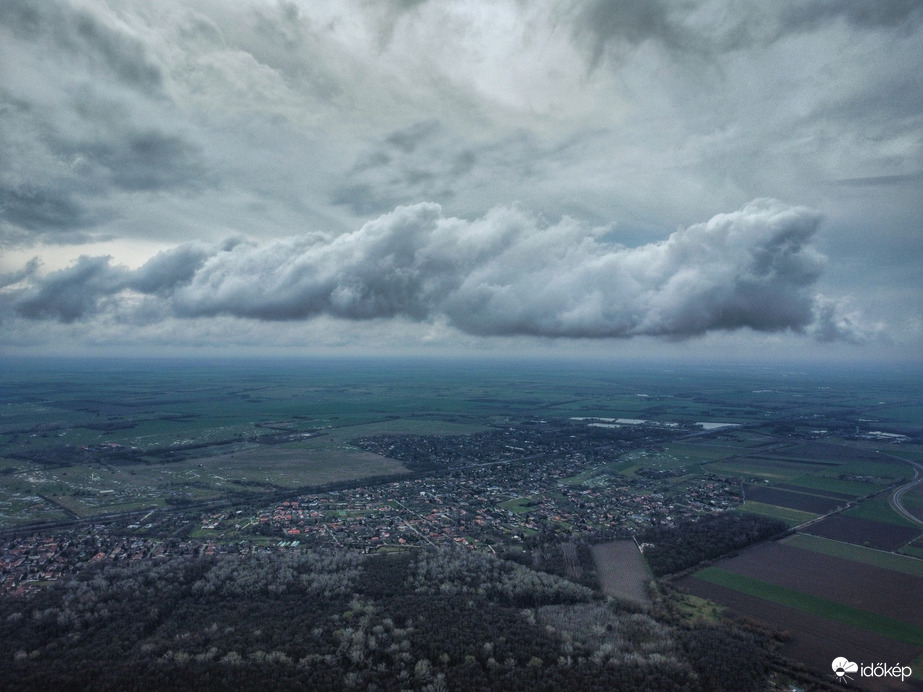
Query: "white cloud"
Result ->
[[6, 199, 873, 344], [0, 0, 920, 359]]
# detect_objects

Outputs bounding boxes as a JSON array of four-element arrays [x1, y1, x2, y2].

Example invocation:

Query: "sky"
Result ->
[[1, 0, 921, 363]]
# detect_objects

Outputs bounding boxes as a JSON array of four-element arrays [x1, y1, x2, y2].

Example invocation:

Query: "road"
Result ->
[[884, 453, 923, 528]]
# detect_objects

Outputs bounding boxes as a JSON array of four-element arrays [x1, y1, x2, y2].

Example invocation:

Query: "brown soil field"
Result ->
[[804, 515, 920, 551], [591, 539, 650, 605], [676, 578, 923, 691], [745, 486, 845, 514], [716, 542, 923, 626]]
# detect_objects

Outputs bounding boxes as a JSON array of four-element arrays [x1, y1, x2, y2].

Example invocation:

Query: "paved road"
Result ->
[[885, 454, 923, 528]]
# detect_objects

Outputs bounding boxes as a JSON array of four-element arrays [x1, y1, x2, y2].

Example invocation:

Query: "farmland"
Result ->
[[2, 356, 922, 688], [591, 539, 651, 604], [677, 440, 923, 689]]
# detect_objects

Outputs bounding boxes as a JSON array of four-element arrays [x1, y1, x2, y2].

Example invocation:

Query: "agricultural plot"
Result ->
[[904, 492, 923, 525], [771, 482, 856, 500], [743, 486, 844, 514], [708, 457, 833, 481], [0, 439, 409, 520], [781, 533, 923, 578], [845, 497, 921, 527], [661, 442, 749, 463], [591, 540, 651, 605], [700, 542, 923, 627], [783, 473, 884, 497], [677, 577, 923, 685], [678, 534, 923, 687], [739, 501, 817, 526], [690, 568, 923, 646], [803, 515, 920, 552]]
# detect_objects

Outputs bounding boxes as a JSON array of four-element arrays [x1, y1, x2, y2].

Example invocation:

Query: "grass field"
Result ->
[[669, 591, 725, 625], [3, 357, 921, 529], [692, 567, 923, 646], [844, 497, 920, 527], [591, 540, 651, 604], [661, 442, 746, 462], [783, 474, 877, 497], [782, 533, 923, 577], [500, 497, 537, 514], [708, 458, 825, 481], [0, 438, 410, 519], [739, 501, 817, 525]]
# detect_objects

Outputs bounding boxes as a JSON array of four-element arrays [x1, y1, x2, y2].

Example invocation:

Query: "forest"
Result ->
[[639, 513, 788, 577], [0, 546, 771, 691]]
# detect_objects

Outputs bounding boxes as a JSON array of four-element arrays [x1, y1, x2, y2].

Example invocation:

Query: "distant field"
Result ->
[[874, 405, 923, 424], [739, 501, 817, 525], [704, 542, 923, 627], [661, 442, 745, 462], [0, 440, 408, 520], [743, 486, 843, 514], [194, 444, 409, 487], [690, 567, 923, 646], [782, 474, 878, 497], [501, 497, 537, 514], [591, 540, 650, 605], [844, 497, 920, 527], [782, 533, 923, 577], [709, 458, 829, 480], [802, 515, 921, 552]]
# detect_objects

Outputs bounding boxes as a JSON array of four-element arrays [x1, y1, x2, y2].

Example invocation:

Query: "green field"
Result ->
[[0, 436, 409, 519], [693, 567, 923, 646], [3, 357, 922, 527], [782, 533, 923, 577], [500, 497, 538, 514], [739, 501, 817, 525], [709, 458, 821, 481], [662, 442, 745, 463], [783, 474, 877, 497], [844, 497, 920, 527]]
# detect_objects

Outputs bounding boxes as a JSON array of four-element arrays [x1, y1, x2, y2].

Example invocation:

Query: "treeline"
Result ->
[[639, 513, 787, 577], [0, 545, 771, 690]]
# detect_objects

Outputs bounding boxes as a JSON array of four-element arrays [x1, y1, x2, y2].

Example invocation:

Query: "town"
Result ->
[[1, 420, 743, 595]]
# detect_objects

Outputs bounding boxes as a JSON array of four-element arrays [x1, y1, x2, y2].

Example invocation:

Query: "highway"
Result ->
[[885, 453, 923, 528]]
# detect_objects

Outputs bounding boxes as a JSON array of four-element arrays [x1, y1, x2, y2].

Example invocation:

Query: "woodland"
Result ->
[[0, 546, 770, 691]]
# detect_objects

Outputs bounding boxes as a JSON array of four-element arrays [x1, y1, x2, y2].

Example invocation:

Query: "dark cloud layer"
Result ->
[[0, 1, 918, 356], [0, 0, 206, 246], [0, 0, 163, 91], [573, 0, 923, 63], [4, 199, 852, 341]]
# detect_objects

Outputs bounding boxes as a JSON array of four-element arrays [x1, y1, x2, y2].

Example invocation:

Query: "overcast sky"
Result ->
[[1, 0, 921, 362]]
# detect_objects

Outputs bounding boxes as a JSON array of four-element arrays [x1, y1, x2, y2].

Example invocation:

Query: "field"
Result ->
[[698, 542, 923, 627], [802, 515, 920, 551], [678, 522, 923, 686], [679, 578, 923, 688], [653, 388, 923, 686], [743, 485, 844, 514], [679, 536, 923, 688], [738, 501, 818, 525], [2, 356, 923, 689], [591, 539, 651, 605], [5, 358, 917, 525], [781, 533, 923, 577]]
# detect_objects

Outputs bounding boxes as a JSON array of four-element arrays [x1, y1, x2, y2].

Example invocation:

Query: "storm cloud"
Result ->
[[0, 0, 919, 358], [5, 199, 849, 341]]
